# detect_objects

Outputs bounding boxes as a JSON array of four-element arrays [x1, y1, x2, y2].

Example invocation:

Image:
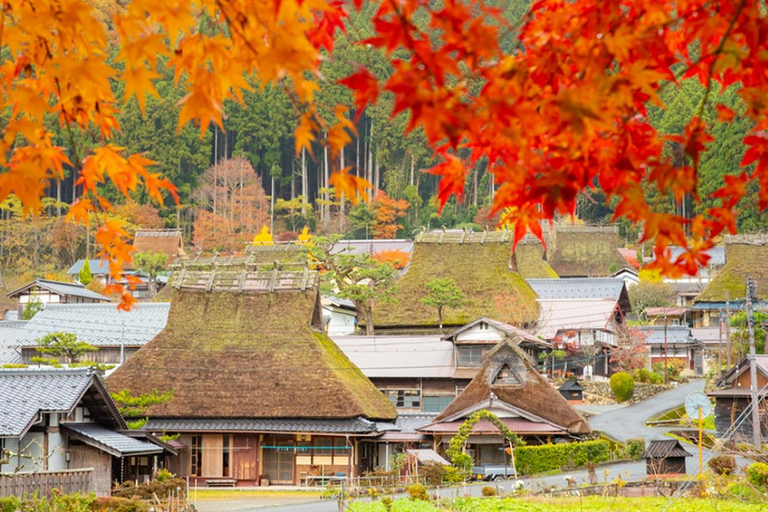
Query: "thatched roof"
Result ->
[[434, 341, 590, 435], [511, 237, 558, 278], [546, 225, 628, 277], [696, 237, 768, 302], [372, 237, 538, 329], [0, 289, 15, 316], [132, 229, 187, 261], [107, 280, 396, 421]]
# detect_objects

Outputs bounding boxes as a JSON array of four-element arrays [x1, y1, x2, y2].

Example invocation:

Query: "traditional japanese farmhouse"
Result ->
[[371, 230, 539, 332], [544, 224, 630, 278], [6, 279, 109, 317], [0, 368, 171, 496], [708, 355, 768, 441], [418, 341, 590, 466], [106, 264, 396, 486], [0, 303, 170, 367], [635, 326, 704, 376], [132, 229, 187, 263]]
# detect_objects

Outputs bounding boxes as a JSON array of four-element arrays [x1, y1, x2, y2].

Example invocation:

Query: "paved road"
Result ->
[[589, 379, 705, 443]]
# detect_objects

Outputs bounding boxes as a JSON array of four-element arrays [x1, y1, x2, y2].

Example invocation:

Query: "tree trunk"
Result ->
[[339, 148, 345, 230], [438, 307, 443, 331], [368, 123, 374, 200], [323, 137, 330, 228], [301, 147, 307, 217]]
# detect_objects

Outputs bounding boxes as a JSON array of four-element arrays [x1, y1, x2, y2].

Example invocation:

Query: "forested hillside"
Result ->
[[0, 0, 761, 277]]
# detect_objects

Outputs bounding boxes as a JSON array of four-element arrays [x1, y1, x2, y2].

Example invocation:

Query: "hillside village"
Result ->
[[2, 222, 767, 508]]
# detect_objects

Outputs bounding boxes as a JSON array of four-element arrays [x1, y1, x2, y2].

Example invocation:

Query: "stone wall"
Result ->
[[582, 381, 669, 404]]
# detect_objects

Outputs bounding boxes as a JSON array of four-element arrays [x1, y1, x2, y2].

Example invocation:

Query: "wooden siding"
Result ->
[[201, 435, 223, 477], [232, 435, 259, 482], [68, 444, 111, 496], [0, 469, 94, 498], [714, 397, 768, 440]]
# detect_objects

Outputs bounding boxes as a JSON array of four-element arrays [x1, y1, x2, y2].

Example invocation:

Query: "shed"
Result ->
[[558, 379, 583, 403], [643, 439, 691, 476]]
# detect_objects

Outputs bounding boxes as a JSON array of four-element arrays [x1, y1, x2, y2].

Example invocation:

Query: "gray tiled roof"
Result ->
[[660, 246, 726, 267], [8, 303, 170, 348], [66, 259, 111, 275], [7, 279, 109, 302], [0, 369, 94, 437], [527, 278, 626, 301], [144, 417, 379, 434], [636, 326, 701, 345], [61, 423, 163, 456], [0, 321, 26, 364]]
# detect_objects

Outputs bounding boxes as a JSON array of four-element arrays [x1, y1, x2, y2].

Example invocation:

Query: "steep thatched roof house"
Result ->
[[418, 341, 589, 465], [107, 266, 395, 486], [132, 229, 187, 262], [545, 224, 629, 277], [372, 230, 538, 331], [511, 236, 558, 278]]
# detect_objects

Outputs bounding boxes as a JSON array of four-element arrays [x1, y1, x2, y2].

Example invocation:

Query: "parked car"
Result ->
[[472, 464, 517, 481]]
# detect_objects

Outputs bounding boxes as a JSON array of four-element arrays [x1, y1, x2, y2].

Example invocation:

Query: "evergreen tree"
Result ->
[[78, 259, 92, 285]]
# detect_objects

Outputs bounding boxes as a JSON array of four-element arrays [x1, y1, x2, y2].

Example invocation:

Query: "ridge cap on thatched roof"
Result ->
[[415, 229, 514, 244], [432, 340, 590, 435]]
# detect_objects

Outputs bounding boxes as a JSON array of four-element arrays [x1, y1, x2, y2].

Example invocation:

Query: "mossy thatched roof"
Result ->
[[546, 226, 628, 277], [696, 241, 768, 302], [372, 241, 538, 329], [132, 230, 187, 261], [512, 239, 558, 278], [107, 288, 396, 421]]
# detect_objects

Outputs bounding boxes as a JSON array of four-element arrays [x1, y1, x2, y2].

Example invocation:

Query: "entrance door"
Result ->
[[264, 439, 294, 484]]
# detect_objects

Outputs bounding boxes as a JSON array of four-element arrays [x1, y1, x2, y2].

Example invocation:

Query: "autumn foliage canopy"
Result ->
[[3, 0, 768, 308]]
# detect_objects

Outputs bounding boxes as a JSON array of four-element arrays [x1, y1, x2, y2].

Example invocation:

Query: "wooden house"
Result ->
[[418, 341, 590, 467], [371, 230, 539, 332], [558, 379, 583, 403], [635, 325, 703, 376], [106, 266, 396, 487], [643, 439, 691, 476], [6, 279, 109, 317], [0, 368, 171, 496], [708, 355, 768, 441]]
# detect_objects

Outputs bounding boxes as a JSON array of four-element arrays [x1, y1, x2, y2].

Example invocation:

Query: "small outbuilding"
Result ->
[[643, 439, 691, 476], [558, 379, 583, 403]]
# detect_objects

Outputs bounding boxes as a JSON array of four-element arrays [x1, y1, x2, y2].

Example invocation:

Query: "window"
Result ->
[[381, 389, 421, 409], [479, 322, 488, 331], [423, 396, 454, 412], [190, 435, 202, 476], [314, 437, 333, 456], [494, 364, 519, 385], [457, 346, 489, 367], [333, 438, 347, 456]]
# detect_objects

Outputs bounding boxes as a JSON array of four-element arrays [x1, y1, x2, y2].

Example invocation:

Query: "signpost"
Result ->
[[685, 392, 712, 474]]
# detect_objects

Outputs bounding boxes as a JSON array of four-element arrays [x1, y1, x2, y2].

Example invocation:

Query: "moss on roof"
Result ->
[[696, 242, 768, 302], [372, 242, 539, 328], [512, 241, 558, 278], [107, 288, 396, 421], [546, 227, 628, 277], [0, 289, 15, 315]]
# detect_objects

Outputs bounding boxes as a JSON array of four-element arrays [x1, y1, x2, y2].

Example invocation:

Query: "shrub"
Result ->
[[0, 497, 20, 512], [513, 440, 610, 475], [747, 462, 768, 488], [381, 497, 393, 511], [708, 455, 736, 476], [419, 461, 445, 487], [91, 497, 150, 512], [610, 372, 635, 402], [634, 368, 664, 384], [406, 483, 429, 501], [443, 466, 465, 484], [625, 438, 646, 461], [481, 486, 497, 496]]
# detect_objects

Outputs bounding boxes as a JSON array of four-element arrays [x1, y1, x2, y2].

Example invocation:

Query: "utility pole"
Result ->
[[746, 276, 761, 449], [664, 311, 669, 385], [718, 309, 724, 379], [726, 291, 732, 370]]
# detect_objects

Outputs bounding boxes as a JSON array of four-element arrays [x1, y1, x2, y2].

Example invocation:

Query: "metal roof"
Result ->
[[143, 417, 379, 434], [406, 449, 450, 465], [643, 439, 692, 459], [332, 335, 455, 378], [6, 279, 109, 302], [658, 246, 726, 267], [527, 278, 627, 301], [376, 413, 438, 442], [635, 326, 701, 345], [61, 423, 163, 456], [67, 259, 111, 275], [536, 299, 619, 340], [7, 303, 170, 349], [330, 239, 414, 256], [442, 318, 550, 349], [0, 369, 95, 437], [645, 307, 688, 317], [691, 327, 721, 347]]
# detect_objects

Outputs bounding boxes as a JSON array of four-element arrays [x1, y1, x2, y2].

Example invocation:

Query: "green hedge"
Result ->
[[514, 440, 610, 475]]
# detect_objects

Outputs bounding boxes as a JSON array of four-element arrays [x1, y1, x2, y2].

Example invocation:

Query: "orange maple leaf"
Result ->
[[328, 166, 371, 205]]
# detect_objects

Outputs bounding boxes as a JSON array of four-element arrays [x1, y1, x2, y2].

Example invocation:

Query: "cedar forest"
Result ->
[[2, 0, 768, 307]]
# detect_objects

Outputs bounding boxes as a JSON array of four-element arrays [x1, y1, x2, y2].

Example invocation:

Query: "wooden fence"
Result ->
[[0, 469, 93, 498]]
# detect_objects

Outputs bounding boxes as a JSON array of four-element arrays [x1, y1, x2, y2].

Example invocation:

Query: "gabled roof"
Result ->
[[643, 439, 692, 459], [6, 303, 170, 349], [716, 354, 768, 387], [372, 237, 538, 329], [546, 225, 629, 277], [433, 341, 590, 435], [61, 423, 163, 457], [441, 318, 550, 350], [536, 299, 620, 340], [617, 248, 641, 269], [645, 306, 688, 317], [558, 379, 583, 391], [527, 277, 630, 311], [132, 229, 187, 261], [333, 335, 454, 378], [697, 237, 768, 302], [0, 368, 124, 437], [107, 278, 396, 422], [634, 326, 701, 345], [6, 279, 109, 302], [67, 259, 111, 275]]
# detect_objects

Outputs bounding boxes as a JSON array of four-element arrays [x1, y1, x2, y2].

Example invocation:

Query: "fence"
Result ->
[[0, 469, 93, 498]]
